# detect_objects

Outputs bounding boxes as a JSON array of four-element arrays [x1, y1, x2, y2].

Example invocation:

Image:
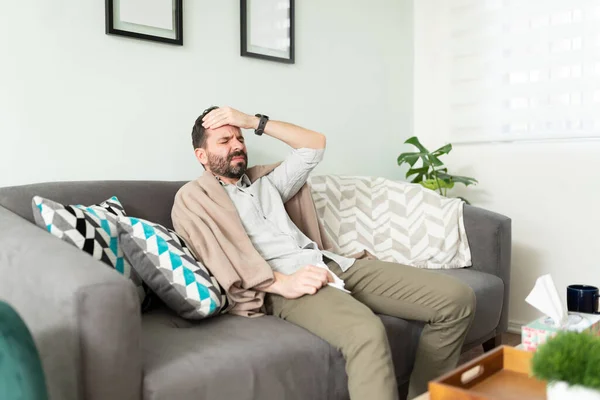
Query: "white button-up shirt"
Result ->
[[219, 147, 355, 276]]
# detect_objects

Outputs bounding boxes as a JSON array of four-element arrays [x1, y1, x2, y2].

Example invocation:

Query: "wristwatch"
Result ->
[[254, 114, 269, 136]]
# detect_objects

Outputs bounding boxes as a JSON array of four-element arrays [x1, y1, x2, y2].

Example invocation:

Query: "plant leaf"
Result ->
[[406, 166, 429, 183], [404, 136, 429, 153], [420, 154, 433, 167], [439, 179, 454, 189], [420, 178, 454, 190], [532, 331, 600, 389], [437, 172, 478, 186], [427, 154, 444, 167], [419, 180, 437, 191], [584, 338, 600, 389], [432, 143, 452, 156], [397, 152, 421, 167]]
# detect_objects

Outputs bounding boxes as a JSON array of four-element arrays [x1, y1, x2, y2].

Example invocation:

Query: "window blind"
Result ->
[[433, 0, 600, 142]]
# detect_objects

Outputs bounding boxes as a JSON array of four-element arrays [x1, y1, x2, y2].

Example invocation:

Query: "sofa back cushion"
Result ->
[[0, 180, 186, 230]]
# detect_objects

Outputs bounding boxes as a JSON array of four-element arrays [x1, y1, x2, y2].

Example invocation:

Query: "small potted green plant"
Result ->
[[397, 136, 478, 203], [531, 331, 600, 400]]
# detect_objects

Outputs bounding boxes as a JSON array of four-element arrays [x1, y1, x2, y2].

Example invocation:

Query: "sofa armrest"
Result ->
[[463, 204, 512, 334], [0, 206, 142, 400]]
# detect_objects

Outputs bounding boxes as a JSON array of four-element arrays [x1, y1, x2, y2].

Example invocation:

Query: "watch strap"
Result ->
[[254, 114, 269, 136]]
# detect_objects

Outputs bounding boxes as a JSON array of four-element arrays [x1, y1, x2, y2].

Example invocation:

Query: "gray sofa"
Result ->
[[0, 180, 511, 400]]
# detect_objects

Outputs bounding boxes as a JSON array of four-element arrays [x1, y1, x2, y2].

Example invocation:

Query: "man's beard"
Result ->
[[207, 150, 248, 179]]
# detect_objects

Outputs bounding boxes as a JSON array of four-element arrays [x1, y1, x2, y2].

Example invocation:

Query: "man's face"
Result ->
[[196, 125, 248, 179]]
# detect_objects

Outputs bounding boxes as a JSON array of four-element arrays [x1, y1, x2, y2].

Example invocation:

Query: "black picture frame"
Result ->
[[105, 0, 183, 46], [241, 0, 295, 64]]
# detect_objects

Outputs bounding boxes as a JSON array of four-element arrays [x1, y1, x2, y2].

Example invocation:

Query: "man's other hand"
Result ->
[[274, 266, 335, 299], [202, 106, 259, 130]]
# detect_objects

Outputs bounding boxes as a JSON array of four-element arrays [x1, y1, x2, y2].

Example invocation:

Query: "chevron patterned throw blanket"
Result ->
[[308, 175, 472, 269]]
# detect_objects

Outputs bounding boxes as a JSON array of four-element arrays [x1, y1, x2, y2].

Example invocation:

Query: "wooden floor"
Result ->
[[459, 333, 521, 365]]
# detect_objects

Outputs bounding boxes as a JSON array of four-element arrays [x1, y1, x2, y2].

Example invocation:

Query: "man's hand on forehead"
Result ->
[[202, 106, 259, 131]]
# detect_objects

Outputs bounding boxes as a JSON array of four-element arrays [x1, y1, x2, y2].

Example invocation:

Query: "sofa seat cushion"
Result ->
[[141, 308, 423, 400], [431, 268, 504, 344], [141, 310, 346, 400]]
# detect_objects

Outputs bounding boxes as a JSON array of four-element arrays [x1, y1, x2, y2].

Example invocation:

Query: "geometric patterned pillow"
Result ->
[[117, 216, 228, 320], [31, 195, 148, 304]]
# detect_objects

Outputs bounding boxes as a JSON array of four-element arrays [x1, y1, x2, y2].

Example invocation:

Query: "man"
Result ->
[[172, 106, 476, 400]]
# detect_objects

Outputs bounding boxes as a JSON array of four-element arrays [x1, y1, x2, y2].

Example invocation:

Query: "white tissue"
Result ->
[[327, 282, 351, 293], [525, 274, 568, 327], [314, 263, 351, 293]]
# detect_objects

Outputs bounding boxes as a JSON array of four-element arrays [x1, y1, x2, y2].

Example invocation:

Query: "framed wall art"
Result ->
[[105, 0, 183, 46], [241, 0, 295, 64]]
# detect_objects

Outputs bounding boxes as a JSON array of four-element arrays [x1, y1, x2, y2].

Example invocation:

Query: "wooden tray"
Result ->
[[429, 346, 547, 400]]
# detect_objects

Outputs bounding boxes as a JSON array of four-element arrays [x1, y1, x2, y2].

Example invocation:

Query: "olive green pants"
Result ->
[[265, 259, 476, 400]]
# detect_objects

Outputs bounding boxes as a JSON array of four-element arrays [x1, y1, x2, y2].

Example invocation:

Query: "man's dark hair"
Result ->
[[191, 106, 219, 149]]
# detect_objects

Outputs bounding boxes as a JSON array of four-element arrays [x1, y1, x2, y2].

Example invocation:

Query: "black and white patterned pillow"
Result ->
[[32, 195, 148, 304]]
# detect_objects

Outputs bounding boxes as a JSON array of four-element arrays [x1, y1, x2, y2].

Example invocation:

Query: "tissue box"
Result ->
[[521, 312, 600, 351]]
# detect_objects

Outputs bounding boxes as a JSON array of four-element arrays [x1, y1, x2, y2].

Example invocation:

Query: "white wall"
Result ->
[[448, 141, 600, 330], [414, 1, 600, 330], [0, 0, 412, 187]]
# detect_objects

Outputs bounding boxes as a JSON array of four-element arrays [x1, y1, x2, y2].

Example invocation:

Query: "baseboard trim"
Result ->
[[507, 320, 524, 335]]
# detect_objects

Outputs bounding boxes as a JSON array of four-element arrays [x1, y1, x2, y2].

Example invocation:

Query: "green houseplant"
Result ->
[[397, 137, 478, 203], [532, 331, 600, 400]]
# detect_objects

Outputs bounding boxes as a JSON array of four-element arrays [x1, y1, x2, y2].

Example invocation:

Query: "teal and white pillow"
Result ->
[[117, 216, 228, 320], [32, 195, 148, 304]]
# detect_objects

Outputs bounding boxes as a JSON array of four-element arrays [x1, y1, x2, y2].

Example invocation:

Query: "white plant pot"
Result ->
[[547, 381, 600, 400]]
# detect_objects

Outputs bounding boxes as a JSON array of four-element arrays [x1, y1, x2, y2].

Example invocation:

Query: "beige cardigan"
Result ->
[[171, 163, 334, 317]]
